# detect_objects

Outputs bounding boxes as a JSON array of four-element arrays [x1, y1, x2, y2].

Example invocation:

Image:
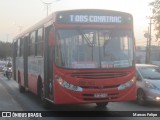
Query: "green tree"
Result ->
[[0, 41, 13, 59], [150, 0, 160, 41]]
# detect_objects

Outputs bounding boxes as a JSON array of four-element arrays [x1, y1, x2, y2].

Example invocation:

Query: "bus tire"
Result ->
[[40, 86, 51, 109], [96, 102, 108, 108], [19, 85, 25, 93], [18, 72, 25, 93]]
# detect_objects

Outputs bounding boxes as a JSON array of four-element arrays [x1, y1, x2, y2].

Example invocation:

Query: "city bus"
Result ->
[[13, 9, 136, 108]]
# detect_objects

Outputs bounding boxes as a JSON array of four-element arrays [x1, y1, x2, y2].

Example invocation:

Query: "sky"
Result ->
[[0, 0, 155, 46]]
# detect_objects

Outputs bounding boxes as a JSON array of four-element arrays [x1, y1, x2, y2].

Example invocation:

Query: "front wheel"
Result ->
[[96, 102, 108, 108], [40, 87, 51, 109], [137, 89, 146, 105]]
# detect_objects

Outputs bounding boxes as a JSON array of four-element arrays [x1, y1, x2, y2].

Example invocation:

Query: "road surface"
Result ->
[[0, 73, 160, 120]]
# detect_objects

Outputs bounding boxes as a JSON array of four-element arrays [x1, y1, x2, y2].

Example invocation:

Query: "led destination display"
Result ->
[[69, 15, 122, 23], [57, 10, 132, 24]]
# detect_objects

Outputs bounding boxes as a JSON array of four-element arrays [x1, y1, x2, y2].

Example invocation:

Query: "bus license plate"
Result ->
[[94, 93, 108, 98]]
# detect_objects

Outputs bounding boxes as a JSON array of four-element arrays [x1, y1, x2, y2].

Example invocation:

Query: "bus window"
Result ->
[[29, 31, 36, 56], [20, 38, 24, 57], [17, 39, 20, 57], [14, 40, 17, 57], [36, 28, 43, 56]]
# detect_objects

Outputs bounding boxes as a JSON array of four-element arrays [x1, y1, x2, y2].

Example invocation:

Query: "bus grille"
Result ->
[[80, 85, 119, 89], [71, 72, 128, 79], [82, 93, 119, 101]]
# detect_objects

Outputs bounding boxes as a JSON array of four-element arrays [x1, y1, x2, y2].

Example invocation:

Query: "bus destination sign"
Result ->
[[57, 10, 132, 24], [69, 15, 122, 23]]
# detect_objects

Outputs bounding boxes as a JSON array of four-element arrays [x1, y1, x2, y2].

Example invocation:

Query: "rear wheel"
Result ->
[[137, 89, 146, 105], [96, 102, 108, 108], [19, 85, 25, 93], [18, 73, 25, 93]]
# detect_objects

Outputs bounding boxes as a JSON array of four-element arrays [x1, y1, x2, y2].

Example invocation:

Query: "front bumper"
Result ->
[[144, 88, 160, 102], [54, 82, 136, 104]]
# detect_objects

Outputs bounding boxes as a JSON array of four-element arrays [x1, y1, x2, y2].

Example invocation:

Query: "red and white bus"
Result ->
[[13, 9, 136, 108]]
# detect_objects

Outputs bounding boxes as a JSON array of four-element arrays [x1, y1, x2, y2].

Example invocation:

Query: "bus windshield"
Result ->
[[55, 29, 134, 69]]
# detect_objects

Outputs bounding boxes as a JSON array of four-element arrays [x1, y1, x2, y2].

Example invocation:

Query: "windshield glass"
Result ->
[[55, 29, 134, 69], [139, 66, 160, 79]]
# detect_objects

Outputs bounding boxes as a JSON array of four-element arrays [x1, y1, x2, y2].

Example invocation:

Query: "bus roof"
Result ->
[[13, 12, 56, 40], [13, 9, 132, 41]]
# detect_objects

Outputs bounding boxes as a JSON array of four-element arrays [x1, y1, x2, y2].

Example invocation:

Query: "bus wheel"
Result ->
[[137, 89, 146, 105], [40, 87, 50, 109], [96, 102, 108, 108], [19, 84, 25, 93], [18, 73, 25, 93]]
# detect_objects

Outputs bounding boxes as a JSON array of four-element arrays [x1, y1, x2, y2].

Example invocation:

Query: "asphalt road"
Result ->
[[0, 73, 160, 120]]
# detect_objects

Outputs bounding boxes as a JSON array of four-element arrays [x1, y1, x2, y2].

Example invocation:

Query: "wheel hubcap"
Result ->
[[138, 91, 144, 104]]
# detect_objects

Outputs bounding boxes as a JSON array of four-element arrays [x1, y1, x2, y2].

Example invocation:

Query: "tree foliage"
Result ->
[[0, 41, 13, 59], [150, 0, 160, 41]]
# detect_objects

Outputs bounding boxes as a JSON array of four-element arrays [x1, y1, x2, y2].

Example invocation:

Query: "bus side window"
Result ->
[[14, 41, 17, 57], [20, 38, 24, 57], [17, 39, 20, 57], [29, 31, 36, 56], [36, 28, 44, 56]]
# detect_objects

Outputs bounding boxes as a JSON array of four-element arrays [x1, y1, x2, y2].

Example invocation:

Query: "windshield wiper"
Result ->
[[75, 28, 95, 47]]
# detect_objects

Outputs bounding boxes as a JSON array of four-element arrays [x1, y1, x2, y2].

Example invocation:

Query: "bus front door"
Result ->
[[44, 25, 54, 102]]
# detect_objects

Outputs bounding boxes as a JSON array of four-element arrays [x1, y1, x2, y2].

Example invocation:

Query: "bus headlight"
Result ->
[[55, 76, 83, 92], [118, 77, 135, 90]]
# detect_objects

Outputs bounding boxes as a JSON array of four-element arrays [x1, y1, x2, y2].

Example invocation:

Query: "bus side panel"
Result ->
[[28, 57, 37, 94], [28, 73, 38, 94], [20, 71, 25, 86], [27, 56, 44, 95]]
